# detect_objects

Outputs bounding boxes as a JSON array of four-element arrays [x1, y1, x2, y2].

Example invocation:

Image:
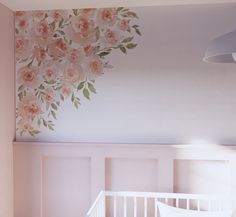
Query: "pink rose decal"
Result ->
[[50, 10, 68, 22], [118, 19, 130, 31], [60, 83, 72, 98], [40, 61, 58, 82], [88, 56, 103, 78], [31, 20, 53, 46], [18, 94, 41, 120], [104, 29, 122, 46], [33, 46, 47, 61], [80, 8, 96, 17], [15, 35, 32, 61], [18, 66, 39, 88], [67, 48, 84, 64], [63, 65, 84, 84], [31, 10, 45, 20], [48, 38, 68, 58], [15, 7, 141, 136], [96, 8, 117, 26]]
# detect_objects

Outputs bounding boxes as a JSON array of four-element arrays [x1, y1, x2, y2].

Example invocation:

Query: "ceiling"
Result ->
[[1, 0, 236, 11]]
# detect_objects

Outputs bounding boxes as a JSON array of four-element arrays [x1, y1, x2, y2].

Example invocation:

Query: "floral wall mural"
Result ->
[[15, 7, 141, 136]]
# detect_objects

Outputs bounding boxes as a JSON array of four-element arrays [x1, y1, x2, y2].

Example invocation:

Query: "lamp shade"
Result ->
[[203, 29, 236, 63]]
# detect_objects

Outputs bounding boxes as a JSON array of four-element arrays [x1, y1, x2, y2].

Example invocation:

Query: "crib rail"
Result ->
[[87, 191, 105, 217], [86, 191, 235, 217]]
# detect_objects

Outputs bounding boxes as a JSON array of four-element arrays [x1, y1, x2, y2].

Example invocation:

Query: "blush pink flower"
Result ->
[[87, 56, 103, 78], [118, 19, 130, 31], [96, 8, 117, 26], [80, 8, 96, 17], [15, 11, 27, 18], [67, 48, 84, 64], [63, 65, 84, 84], [31, 20, 52, 46], [18, 94, 41, 120], [32, 46, 47, 62], [71, 15, 94, 37], [60, 84, 72, 98], [31, 10, 46, 20], [15, 35, 32, 61], [66, 15, 95, 45], [48, 38, 68, 58], [44, 88, 56, 109], [41, 61, 58, 82], [18, 118, 34, 132], [16, 18, 29, 31], [83, 44, 95, 57], [18, 66, 39, 88], [103, 29, 122, 46], [50, 10, 68, 22]]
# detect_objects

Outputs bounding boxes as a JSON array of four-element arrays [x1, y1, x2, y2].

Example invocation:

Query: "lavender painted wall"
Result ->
[[15, 3, 236, 145]]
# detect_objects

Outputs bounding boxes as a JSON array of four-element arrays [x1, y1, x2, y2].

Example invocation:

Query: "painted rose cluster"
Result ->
[[15, 7, 141, 136]]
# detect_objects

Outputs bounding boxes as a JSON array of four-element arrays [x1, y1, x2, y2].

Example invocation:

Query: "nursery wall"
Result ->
[[15, 3, 236, 144], [13, 3, 236, 217], [0, 3, 15, 217]]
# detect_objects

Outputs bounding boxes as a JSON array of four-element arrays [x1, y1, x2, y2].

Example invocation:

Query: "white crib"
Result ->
[[87, 191, 236, 217]]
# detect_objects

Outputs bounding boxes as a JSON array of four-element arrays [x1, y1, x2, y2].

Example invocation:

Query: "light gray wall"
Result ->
[[16, 3, 236, 144]]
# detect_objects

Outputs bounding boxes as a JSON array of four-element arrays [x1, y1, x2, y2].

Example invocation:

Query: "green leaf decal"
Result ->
[[95, 27, 100, 41], [122, 37, 134, 43], [98, 51, 110, 57], [59, 18, 64, 27], [83, 88, 90, 100], [127, 11, 138, 18], [51, 103, 57, 110], [117, 7, 124, 12], [77, 82, 85, 90], [73, 9, 78, 16], [18, 85, 24, 92], [126, 43, 137, 49], [51, 110, 57, 119], [119, 45, 127, 54], [88, 83, 97, 94]]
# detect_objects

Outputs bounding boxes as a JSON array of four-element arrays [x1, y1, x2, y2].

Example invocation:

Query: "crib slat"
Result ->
[[98, 202, 101, 217], [96, 205, 98, 217], [176, 199, 179, 208], [102, 197, 105, 217], [165, 198, 168, 204], [197, 200, 200, 211], [187, 199, 190, 210], [124, 197, 127, 217], [208, 200, 211, 211], [114, 196, 117, 217], [144, 197, 147, 217], [88, 191, 236, 217], [155, 198, 158, 217], [134, 197, 137, 217]]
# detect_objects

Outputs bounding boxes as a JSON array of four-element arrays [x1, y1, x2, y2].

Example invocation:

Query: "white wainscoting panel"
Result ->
[[174, 160, 230, 194], [13, 143, 236, 217], [42, 157, 91, 217], [105, 158, 158, 217], [105, 158, 159, 191]]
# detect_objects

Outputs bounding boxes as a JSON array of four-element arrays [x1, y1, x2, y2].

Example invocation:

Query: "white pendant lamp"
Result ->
[[203, 29, 236, 63]]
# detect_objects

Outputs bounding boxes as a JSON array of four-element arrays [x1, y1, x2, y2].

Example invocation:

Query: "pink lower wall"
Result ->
[[14, 142, 235, 217], [0, 3, 15, 217]]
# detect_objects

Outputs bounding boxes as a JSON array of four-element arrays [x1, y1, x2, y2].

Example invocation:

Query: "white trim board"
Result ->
[[2, 0, 236, 12]]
